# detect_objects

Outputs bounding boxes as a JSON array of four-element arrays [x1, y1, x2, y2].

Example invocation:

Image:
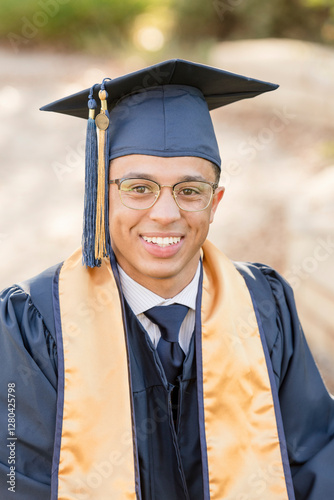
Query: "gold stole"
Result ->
[[56, 240, 289, 499]]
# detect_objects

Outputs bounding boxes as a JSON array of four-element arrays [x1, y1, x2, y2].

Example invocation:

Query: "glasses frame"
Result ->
[[109, 177, 219, 212]]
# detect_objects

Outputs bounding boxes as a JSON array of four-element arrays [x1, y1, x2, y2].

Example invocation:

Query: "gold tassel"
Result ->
[[94, 89, 110, 261]]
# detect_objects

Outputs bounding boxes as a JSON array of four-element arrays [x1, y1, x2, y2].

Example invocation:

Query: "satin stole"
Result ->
[[54, 240, 291, 499]]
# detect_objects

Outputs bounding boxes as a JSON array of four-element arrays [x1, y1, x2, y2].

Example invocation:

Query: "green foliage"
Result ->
[[231, 0, 332, 41], [1, 0, 333, 53], [301, 0, 334, 7], [2, 0, 158, 51], [171, 0, 334, 44]]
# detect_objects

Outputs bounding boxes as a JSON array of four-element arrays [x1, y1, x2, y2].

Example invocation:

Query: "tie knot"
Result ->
[[144, 304, 189, 343]]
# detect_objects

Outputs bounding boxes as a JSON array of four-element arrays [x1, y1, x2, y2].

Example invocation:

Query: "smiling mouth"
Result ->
[[142, 236, 182, 248]]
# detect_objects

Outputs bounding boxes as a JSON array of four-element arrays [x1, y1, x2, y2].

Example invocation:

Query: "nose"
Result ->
[[148, 186, 181, 224]]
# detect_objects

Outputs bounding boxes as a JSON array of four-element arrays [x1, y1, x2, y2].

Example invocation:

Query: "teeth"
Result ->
[[142, 236, 181, 247]]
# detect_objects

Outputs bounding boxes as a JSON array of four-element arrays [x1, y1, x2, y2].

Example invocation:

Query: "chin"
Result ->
[[143, 266, 180, 280]]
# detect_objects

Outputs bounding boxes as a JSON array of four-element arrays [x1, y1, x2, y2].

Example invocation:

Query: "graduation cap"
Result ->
[[41, 58, 278, 268]]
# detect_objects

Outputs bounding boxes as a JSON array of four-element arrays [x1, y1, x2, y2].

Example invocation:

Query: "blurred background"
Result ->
[[0, 0, 334, 390]]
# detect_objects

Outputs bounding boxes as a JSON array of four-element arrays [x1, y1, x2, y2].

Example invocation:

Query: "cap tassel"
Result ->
[[94, 82, 111, 263], [82, 85, 99, 267]]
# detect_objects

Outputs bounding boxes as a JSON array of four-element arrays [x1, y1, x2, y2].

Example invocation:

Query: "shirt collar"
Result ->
[[117, 261, 201, 316]]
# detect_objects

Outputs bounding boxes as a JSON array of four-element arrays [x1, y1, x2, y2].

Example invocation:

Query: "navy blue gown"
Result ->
[[0, 261, 333, 499]]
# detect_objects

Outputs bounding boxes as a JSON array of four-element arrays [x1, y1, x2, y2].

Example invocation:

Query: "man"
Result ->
[[0, 59, 333, 500]]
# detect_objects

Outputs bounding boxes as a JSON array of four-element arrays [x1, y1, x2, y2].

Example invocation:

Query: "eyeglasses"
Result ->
[[109, 178, 218, 212]]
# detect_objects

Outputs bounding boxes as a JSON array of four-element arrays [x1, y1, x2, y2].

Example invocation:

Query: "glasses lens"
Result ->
[[119, 178, 159, 209], [174, 181, 213, 211]]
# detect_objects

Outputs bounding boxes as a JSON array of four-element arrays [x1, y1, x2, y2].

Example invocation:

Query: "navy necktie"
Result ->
[[144, 304, 189, 385]]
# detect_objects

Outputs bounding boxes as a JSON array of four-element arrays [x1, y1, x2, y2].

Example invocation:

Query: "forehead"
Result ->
[[109, 155, 216, 181]]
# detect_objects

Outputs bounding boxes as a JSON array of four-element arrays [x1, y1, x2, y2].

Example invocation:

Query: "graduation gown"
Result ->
[[0, 250, 334, 499]]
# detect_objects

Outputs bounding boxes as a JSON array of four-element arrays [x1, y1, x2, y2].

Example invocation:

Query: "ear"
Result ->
[[209, 186, 225, 224]]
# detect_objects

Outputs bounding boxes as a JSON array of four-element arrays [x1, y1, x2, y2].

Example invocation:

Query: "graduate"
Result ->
[[0, 59, 333, 500]]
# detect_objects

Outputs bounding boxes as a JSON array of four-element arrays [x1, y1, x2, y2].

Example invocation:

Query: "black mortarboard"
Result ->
[[40, 59, 278, 267]]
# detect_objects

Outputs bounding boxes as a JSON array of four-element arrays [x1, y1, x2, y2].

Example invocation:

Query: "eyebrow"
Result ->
[[117, 173, 209, 183], [181, 175, 208, 182]]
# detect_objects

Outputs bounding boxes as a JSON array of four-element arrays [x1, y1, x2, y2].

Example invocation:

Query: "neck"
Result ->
[[116, 260, 200, 299], [139, 274, 194, 299]]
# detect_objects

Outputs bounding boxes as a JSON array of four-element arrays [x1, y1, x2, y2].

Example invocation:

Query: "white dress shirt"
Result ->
[[117, 262, 201, 355]]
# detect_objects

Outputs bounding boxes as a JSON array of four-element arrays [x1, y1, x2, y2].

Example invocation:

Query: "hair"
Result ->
[[212, 162, 221, 185]]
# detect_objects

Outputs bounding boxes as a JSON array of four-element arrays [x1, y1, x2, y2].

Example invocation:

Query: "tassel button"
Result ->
[[95, 113, 110, 130]]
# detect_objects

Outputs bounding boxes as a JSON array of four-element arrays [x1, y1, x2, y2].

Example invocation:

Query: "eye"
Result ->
[[178, 186, 201, 196], [121, 179, 157, 195], [131, 185, 152, 194]]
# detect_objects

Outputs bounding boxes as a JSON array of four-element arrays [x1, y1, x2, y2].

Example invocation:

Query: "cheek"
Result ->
[[108, 202, 141, 244], [109, 211, 126, 238], [108, 199, 126, 243], [186, 213, 211, 239]]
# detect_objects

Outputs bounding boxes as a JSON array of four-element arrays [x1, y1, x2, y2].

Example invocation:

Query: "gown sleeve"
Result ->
[[0, 284, 57, 499], [252, 264, 334, 500]]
